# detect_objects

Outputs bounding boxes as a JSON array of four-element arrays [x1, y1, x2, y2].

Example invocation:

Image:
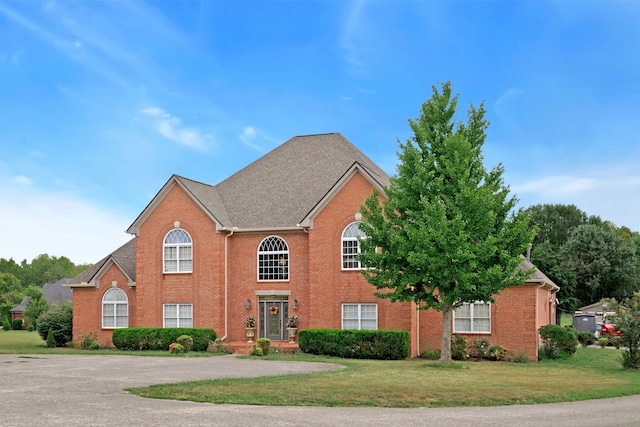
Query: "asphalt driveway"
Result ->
[[1, 353, 639, 426]]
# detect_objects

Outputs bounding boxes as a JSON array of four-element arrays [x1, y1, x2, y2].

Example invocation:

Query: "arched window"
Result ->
[[102, 288, 128, 329], [163, 228, 192, 273], [258, 236, 289, 281], [342, 222, 366, 269]]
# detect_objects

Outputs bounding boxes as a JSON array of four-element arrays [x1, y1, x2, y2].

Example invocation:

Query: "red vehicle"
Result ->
[[599, 316, 622, 339]]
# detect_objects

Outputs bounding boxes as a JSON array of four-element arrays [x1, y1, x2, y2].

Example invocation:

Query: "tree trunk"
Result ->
[[440, 305, 452, 362]]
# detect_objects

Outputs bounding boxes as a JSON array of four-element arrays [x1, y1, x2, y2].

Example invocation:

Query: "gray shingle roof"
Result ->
[[519, 257, 559, 290], [70, 238, 136, 285], [179, 133, 390, 229], [42, 278, 72, 304]]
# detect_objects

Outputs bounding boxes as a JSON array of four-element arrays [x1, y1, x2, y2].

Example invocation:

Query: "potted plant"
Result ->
[[286, 315, 298, 343], [245, 316, 256, 343]]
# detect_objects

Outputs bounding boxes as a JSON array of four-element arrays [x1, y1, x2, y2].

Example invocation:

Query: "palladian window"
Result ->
[[258, 236, 289, 281]]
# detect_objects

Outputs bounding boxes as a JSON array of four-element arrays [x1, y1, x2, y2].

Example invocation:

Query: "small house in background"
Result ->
[[9, 278, 73, 327], [577, 299, 616, 328]]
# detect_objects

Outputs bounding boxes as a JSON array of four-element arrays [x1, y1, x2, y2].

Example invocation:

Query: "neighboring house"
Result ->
[[10, 278, 73, 326], [68, 133, 558, 360]]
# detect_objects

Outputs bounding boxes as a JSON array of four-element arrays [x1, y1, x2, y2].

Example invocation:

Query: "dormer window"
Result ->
[[163, 228, 192, 273]]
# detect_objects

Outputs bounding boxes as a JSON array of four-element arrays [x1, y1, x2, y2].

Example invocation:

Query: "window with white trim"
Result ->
[[258, 236, 289, 281], [342, 222, 366, 270], [453, 302, 491, 333], [342, 303, 377, 330], [102, 288, 128, 329], [163, 228, 192, 273], [163, 303, 193, 327]]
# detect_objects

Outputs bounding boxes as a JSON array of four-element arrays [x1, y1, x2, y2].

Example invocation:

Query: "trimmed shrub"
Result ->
[[11, 318, 23, 330], [2, 321, 9, 331], [78, 333, 98, 350], [538, 324, 578, 359], [419, 349, 441, 360], [488, 345, 508, 361], [511, 352, 529, 363], [169, 343, 185, 354], [88, 342, 100, 350], [611, 336, 622, 349], [472, 338, 491, 359], [256, 338, 271, 356], [111, 328, 216, 351], [249, 346, 264, 356], [298, 329, 409, 360], [578, 331, 596, 347], [46, 329, 56, 348], [176, 335, 194, 352], [599, 337, 609, 348], [37, 303, 72, 347], [451, 334, 468, 360]]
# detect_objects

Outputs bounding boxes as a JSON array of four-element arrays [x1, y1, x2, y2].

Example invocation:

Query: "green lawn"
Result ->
[[3, 329, 639, 408], [0, 330, 219, 357], [126, 349, 640, 407]]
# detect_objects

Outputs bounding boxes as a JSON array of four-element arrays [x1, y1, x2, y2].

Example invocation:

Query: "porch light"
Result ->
[[245, 299, 251, 310], [293, 299, 298, 310]]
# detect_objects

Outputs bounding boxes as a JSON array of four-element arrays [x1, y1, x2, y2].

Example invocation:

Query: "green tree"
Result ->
[[612, 293, 640, 369], [23, 285, 49, 330], [358, 82, 535, 362], [0, 272, 23, 319], [37, 302, 72, 347], [526, 204, 588, 250], [560, 224, 639, 306]]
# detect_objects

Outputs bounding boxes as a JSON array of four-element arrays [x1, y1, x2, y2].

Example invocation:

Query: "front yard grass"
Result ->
[[127, 349, 640, 408], [3, 329, 639, 408]]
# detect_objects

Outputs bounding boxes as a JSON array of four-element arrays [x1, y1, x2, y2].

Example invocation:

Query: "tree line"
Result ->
[[525, 204, 640, 312], [0, 254, 90, 326]]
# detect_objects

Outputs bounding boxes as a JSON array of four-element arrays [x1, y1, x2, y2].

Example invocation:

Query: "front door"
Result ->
[[259, 299, 289, 341]]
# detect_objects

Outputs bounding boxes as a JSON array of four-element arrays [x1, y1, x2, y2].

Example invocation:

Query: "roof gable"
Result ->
[[127, 133, 391, 232], [68, 239, 136, 288], [216, 133, 390, 228]]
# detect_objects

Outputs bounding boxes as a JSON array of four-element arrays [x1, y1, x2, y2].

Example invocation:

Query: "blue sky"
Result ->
[[1, 0, 639, 264]]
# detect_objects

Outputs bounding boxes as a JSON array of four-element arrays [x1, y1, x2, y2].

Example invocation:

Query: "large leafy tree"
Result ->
[[525, 204, 588, 250], [358, 82, 535, 362], [560, 224, 639, 305]]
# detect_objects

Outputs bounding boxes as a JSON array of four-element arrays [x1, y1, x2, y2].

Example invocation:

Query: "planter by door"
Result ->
[[246, 327, 256, 343], [287, 327, 298, 343]]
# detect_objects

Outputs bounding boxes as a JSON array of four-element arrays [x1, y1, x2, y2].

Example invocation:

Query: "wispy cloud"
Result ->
[[514, 175, 596, 197], [339, 0, 369, 77], [141, 107, 210, 150], [11, 175, 32, 186], [494, 88, 524, 122]]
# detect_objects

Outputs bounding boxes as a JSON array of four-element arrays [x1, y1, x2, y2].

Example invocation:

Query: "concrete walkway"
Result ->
[[1, 353, 639, 426]]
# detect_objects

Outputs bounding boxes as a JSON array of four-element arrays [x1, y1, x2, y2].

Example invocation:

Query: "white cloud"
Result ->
[[339, 0, 370, 77], [514, 176, 596, 197], [513, 172, 640, 231], [141, 107, 209, 150], [0, 182, 132, 265], [238, 126, 264, 152], [11, 175, 32, 186]]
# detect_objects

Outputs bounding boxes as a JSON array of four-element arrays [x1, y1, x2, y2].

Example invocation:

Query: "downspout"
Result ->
[[220, 228, 235, 341], [416, 303, 420, 358]]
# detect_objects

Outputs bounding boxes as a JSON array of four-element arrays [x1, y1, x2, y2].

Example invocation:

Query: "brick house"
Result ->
[[68, 133, 558, 360]]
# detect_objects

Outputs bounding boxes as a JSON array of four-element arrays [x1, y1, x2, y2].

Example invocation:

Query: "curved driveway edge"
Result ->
[[1, 354, 639, 426]]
